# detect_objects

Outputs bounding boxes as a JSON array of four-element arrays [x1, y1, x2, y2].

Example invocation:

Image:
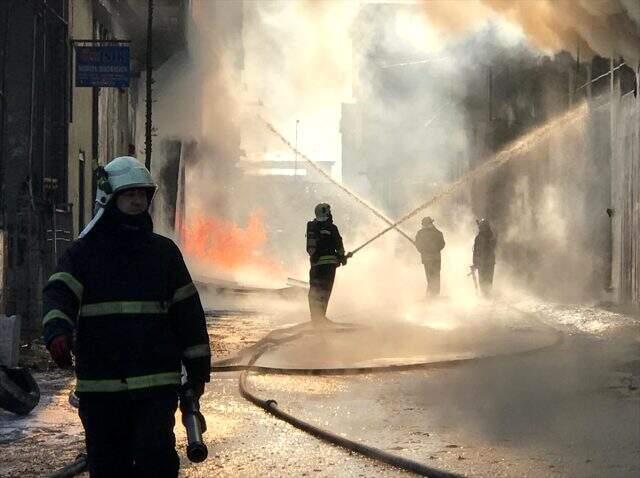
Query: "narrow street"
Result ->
[[1, 2, 640, 477], [2, 297, 638, 477]]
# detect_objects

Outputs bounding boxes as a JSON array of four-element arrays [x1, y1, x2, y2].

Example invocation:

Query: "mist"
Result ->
[[142, 0, 637, 309], [124, 2, 640, 473]]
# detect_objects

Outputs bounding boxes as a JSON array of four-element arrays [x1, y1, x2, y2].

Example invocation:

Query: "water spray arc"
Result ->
[[350, 101, 590, 255], [259, 116, 416, 246]]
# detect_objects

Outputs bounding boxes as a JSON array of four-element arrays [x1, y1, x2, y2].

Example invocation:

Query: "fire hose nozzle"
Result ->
[[186, 441, 208, 463], [180, 385, 208, 463]]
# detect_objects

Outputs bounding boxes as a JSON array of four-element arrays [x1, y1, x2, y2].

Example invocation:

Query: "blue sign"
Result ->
[[75, 46, 130, 88]]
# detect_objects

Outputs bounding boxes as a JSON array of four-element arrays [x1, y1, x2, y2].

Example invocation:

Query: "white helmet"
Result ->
[[79, 156, 156, 238]]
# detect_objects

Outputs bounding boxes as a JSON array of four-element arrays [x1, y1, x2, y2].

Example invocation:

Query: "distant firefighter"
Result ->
[[306, 203, 349, 324], [415, 216, 445, 296], [472, 218, 497, 297]]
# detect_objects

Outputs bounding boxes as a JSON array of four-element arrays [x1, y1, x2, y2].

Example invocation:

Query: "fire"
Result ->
[[181, 210, 283, 276]]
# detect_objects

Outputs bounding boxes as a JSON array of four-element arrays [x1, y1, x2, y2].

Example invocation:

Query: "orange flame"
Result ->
[[182, 210, 283, 276]]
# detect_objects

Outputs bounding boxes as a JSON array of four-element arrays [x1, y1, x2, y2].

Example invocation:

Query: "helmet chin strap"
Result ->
[[78, 207, 106, 238]]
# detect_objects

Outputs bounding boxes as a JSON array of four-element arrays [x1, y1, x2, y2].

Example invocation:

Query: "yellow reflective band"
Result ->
[[48, 272, 83, 302], [314, 255, 338, 265], [80, 301, 168, 317], [42, 309, 74, 327], [76, 372, 181, 393], [183, 344, 211, 359], [171, 282, 197, 305]]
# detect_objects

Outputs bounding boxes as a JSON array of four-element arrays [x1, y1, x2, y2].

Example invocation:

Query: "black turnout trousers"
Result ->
[[423, 258, 441, 296], [308, 264, 337, 321], [79, 391, 179, 478]]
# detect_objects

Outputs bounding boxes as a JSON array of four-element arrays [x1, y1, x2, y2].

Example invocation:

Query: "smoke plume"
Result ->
[[418, 0, 640, 66]]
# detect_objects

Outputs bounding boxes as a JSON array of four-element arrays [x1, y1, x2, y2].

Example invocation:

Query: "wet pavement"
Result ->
[[1, 298, 639, 477], [249, 303, 559, 371], [0, 370, 83, 476]]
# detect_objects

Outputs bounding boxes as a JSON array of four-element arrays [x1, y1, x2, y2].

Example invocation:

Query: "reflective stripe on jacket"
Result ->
[[306, 219, 344, 267], [314, 255, 339, 266], [42, 226, 211, 395]]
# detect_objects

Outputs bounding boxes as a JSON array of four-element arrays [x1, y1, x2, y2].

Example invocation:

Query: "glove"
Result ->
[[48, 335, 73, 369], [340, 251, 353, 266]]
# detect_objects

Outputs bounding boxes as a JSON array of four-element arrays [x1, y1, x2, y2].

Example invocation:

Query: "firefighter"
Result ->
[[472, 218, 497, 297], [415, 216, 446, 296], [42, 156, 211, 478], [306, 203, 349, 325]]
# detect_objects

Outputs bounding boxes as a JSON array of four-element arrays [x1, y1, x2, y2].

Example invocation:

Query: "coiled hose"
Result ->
[[217, 311, 563, 477]]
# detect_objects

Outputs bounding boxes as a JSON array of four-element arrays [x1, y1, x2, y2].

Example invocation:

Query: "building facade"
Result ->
[[0, 0, 187, 335]]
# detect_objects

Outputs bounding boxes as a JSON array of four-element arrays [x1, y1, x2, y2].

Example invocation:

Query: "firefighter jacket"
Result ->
[[415, 225, 445, 263], [473, 228, 497, 267], [306, 218, 345, 267], [42, 207, 211, 397]]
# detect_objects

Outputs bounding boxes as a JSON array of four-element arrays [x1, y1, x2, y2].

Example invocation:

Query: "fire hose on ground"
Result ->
[[239, 344, 463, 478], [46, 313, 561, 477], [46, 454, 88, 478], [45, 307, 561, 477], [211, 309, 563, 477]]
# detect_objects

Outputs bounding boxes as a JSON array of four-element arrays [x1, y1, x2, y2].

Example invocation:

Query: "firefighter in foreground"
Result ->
[[42, 156, 211, 477], [306, 203, 350, 324], [472, 218, 497, 297], [415, 216, 446, 297]]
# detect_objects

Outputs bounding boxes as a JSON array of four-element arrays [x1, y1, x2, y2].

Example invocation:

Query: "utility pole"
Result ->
[[144, 0, 154, 171]]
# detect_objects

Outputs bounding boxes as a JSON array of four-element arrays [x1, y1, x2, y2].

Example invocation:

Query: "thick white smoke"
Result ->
[[418, 0, 640, 66]]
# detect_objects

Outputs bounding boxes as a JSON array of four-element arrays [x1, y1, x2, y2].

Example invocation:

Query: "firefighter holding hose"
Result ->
[[42, 156, 211, 477], [415, 216, 446, 297], [472, 218, 497, 297], [306, 203, 350, 325]]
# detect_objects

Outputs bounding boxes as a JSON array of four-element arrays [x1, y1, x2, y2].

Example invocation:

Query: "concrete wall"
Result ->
[[0, 1, 68, 333], [474, 86, 640, 305], [478, 105, 609, 301], [97, 84, 137, 166], [0, 315, 20, 367], [611, 90, 640, 304]]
